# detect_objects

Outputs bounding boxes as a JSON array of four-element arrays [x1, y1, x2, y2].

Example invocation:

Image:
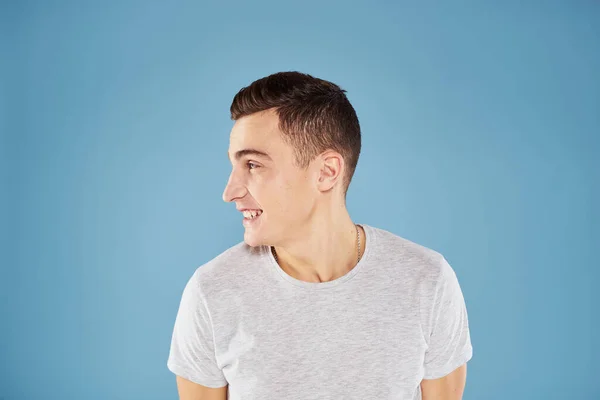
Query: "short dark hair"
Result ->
[[230, 71, 361, 198]]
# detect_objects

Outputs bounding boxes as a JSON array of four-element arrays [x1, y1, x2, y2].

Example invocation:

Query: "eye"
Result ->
[[246, 161, 259, 170]]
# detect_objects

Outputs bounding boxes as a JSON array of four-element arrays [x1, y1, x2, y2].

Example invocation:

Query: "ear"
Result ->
[[316, 150, 344, 192]]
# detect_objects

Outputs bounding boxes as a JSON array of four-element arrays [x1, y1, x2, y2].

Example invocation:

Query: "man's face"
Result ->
[[223, 109, 318, 247]]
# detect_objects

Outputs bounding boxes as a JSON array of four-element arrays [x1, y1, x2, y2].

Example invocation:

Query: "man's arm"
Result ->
[[420, 363, 467, 400], [175, 375, 228, 400]]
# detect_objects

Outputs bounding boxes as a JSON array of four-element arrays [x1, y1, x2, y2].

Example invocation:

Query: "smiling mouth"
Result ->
[[242, 209, 263, 221]]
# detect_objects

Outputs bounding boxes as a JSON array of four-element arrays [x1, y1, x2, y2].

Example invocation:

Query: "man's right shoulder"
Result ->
[[188, 241, 264, 292]]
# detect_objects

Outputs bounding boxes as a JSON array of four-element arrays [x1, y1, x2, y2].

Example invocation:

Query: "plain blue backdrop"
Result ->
[[2, 1, 598, 399]]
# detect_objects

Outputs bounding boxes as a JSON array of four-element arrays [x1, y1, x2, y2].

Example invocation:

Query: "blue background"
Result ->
[[2, 1, 598, 399]]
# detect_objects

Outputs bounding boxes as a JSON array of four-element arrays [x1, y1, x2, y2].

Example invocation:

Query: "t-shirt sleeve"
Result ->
[[422, 256, 473, 380], [167, 269, 228, 388]]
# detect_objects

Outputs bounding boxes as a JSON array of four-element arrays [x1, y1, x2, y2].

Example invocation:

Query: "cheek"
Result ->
[[282, 181, 314, 215], [273, 183, 295, 213], [255, 172, 313, 216], [262, 179, 297, 215]]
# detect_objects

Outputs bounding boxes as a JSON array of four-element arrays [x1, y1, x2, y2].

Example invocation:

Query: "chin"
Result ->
[[243, 229, 267, 248]]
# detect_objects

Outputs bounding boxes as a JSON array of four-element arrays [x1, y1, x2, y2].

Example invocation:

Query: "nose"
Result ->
[[222, 171, 247, 203]]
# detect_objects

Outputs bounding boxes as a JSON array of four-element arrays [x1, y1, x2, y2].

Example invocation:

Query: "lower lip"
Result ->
[[242, 213, 262, 227]]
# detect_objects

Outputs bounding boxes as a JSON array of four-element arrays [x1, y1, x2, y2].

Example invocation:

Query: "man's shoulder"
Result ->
[[367, 224, 450, 282], [189, 240, 263, 291]]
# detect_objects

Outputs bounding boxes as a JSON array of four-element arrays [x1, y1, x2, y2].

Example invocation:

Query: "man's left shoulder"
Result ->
[[368, 225, 452, 284]]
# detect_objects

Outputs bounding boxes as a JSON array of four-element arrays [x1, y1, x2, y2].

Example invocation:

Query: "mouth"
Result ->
[[242, 209, 263, 226]]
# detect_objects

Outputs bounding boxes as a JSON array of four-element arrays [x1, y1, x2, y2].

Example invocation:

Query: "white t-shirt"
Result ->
[[167, 224, 473, 399]]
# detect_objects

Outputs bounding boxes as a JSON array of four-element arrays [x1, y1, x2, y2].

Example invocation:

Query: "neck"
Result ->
[[271, 206, 363, 284]]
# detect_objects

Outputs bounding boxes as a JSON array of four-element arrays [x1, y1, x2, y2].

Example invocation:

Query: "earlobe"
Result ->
[[315, 151, 344, 191], [317, 168, 337, 192]]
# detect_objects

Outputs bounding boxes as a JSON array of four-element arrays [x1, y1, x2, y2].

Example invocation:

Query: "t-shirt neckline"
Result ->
[[262, 224, 375, 290]]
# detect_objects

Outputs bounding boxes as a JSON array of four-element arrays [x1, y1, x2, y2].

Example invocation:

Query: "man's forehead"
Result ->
[[227, 148, 273, 163], [229, 130, 274, 153], [230, 112, 279, 139], [228, 116, 281, 158], [229, 125, 272, 144]]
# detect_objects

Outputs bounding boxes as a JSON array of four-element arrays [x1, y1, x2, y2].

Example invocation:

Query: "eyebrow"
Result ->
[[227, 149, 272, 162]]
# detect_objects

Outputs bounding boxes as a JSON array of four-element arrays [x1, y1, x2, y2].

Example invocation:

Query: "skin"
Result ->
[[175, 107, 468, 398], [421, 364, 467, 399], [223, 108, 361, 283], [175, 376, 228, 400]]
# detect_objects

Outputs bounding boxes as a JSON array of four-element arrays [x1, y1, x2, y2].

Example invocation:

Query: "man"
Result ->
[[167, 71, 473, 400]]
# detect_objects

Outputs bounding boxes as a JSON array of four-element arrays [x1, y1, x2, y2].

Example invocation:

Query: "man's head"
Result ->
[[223, 71, 361, 247]]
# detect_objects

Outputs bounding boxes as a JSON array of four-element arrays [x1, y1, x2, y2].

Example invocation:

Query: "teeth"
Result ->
[[243, 210, 262, 219]]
